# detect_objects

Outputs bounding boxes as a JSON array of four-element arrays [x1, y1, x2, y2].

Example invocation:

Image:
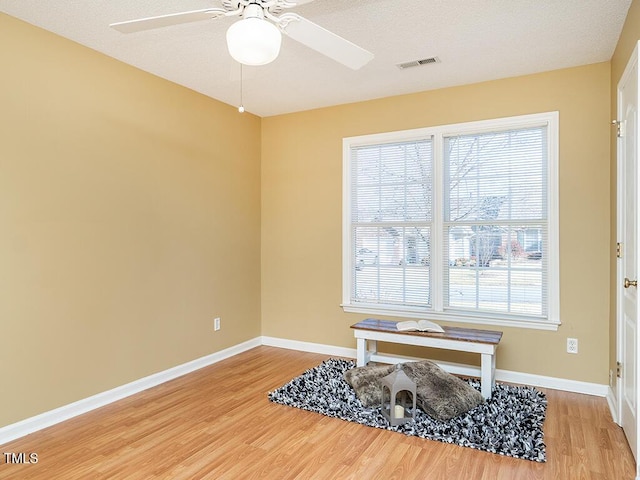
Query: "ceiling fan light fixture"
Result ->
[[110, 1, 374, 70], [226, 16, 282, 66]]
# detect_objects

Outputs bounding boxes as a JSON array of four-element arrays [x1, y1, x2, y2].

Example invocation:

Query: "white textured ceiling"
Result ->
[[0, 0, 632, 117]]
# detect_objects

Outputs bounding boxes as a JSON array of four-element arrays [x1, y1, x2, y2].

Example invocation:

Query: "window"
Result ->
[[342, 112, 559, 330]]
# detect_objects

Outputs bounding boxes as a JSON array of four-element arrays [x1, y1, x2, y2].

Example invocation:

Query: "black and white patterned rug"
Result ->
[[268, 358, 547, 462]]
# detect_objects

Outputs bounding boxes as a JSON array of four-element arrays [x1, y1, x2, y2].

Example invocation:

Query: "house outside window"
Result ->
[[342, 112, 559, 330]]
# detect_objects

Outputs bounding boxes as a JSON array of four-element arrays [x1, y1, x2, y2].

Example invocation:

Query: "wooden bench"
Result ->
[[351, 318, 503, 399]]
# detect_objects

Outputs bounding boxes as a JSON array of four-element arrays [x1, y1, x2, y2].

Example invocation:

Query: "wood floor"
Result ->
[[0, 346, 636, 479]]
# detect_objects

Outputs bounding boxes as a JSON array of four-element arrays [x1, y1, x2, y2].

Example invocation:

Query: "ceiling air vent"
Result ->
[[397, 56, 441, 70]]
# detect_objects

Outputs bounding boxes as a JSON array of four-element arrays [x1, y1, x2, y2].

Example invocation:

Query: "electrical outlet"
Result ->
[[567, 338, 578, 354], [214, 317, 221, 331]]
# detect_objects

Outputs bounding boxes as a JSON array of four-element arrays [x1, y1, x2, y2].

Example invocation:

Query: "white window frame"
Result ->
[[342, 112, 560, 331]]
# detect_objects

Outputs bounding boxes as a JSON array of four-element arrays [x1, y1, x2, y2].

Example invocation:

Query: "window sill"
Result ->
[[341, 304, 560, 331]]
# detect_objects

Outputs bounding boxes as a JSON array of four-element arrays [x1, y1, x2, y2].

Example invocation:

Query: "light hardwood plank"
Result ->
[[0, 346, 635, 480]]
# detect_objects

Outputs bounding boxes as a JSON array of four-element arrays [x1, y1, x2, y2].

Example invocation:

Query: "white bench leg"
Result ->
[[367, 340, 377, 364], [356, 338, 378, 366], [356, 338, 367, 366], [480, 353, 494, 400]]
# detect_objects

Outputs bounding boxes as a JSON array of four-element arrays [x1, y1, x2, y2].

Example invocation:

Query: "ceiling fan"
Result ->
[[110, 0, 374, 69]]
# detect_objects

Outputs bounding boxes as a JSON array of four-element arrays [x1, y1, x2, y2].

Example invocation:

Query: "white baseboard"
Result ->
[[261, 336, 356, 358], [495, 368, 608, 397], [0, 338, 261, 446], [1, 334, 611, 445], [606, 386, 620, 425], [262, 336, 610, 397]]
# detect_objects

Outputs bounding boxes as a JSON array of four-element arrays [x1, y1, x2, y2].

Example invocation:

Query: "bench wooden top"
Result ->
[[351, 318, 502, 345]]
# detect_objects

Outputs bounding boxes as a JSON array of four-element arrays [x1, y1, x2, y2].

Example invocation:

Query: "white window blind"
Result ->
[[343, 112, 559, 330], [351, 140, 433, 307], [444, 127, 548, 317]]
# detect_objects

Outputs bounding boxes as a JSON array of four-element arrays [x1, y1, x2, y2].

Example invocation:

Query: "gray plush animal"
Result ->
[[344, 360, 484, 422]]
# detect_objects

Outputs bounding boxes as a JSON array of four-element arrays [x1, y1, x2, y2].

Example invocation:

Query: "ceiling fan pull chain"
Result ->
[[238, 64, 245, 113]]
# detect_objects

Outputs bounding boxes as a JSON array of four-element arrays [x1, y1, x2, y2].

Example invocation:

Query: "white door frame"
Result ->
[[616, 39, 640, 480]]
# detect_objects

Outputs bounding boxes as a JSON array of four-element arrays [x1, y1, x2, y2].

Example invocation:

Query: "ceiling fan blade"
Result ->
[[279, 13, 373, 70], [282, 0, 316, 6], [110, 8, 227, 34]]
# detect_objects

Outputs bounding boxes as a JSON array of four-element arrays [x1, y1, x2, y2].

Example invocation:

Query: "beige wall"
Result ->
[[262, 63, 612, 384], [610, 0, 640, 390], [0, 14, 262, 427]]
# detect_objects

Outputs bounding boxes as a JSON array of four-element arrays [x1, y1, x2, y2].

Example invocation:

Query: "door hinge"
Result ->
[[617, 361, 623, 378], [612, 119, 626, 138], [617, 242, 623, 258]]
